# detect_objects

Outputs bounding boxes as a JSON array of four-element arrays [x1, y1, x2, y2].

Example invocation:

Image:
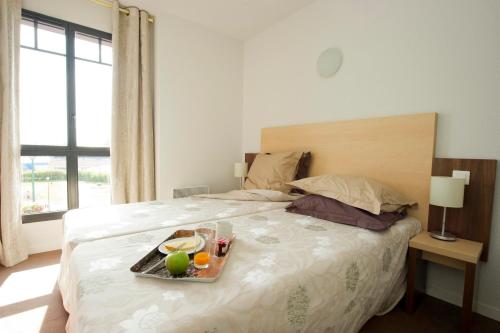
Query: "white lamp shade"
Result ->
[[430, 176, 465, 208], [234, 162, 248, 178]]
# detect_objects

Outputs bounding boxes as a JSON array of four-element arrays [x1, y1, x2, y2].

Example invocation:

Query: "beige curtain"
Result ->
[[0, 0, 28, 267], [111, 1, 155, 204]]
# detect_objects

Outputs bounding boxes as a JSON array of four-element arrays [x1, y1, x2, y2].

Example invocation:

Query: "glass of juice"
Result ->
[[194, 228, 214, 269], [194, 252, 210, 269]]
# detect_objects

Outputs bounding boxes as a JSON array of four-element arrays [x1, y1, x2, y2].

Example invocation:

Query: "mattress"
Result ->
[[61, 208, 421, 333]]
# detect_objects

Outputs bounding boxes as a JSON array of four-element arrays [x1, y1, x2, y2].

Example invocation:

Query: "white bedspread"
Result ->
[[62, 196, 289, 250], [59, 194, 291, 311], [62, 209, 420, 333]]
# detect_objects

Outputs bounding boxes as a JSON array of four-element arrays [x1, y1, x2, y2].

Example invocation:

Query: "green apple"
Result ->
[[165, 251, 190, 275]]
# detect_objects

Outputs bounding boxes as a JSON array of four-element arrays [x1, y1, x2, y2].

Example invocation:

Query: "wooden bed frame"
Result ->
[[259, 113, 438, 230]]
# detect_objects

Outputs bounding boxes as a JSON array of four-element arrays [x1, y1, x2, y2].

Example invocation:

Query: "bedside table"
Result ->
[[406, 232, 483, 333]]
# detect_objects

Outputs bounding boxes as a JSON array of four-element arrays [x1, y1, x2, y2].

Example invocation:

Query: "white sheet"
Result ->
[[61, 209, 421, 333]]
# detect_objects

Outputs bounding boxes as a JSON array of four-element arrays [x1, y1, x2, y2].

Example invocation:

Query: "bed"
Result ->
[[58, 113, 437, 332], [63, 209, 421, 333], [59, 192, 294, 309]]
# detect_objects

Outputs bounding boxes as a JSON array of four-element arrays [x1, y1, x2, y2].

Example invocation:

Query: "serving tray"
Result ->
[[130, 228, 235, 283]]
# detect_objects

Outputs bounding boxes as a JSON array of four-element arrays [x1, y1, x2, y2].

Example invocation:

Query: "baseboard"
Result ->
[[426, 284, 500, 322]]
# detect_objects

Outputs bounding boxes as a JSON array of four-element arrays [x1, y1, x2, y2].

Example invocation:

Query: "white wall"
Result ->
[[242, 0, 500, 321], [21, 0, 243, 252], [23, 219, 62, 254], [154, 10, 243, 199]]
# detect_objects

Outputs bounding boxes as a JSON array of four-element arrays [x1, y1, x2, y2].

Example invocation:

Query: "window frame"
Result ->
[[21, 10, 112, 223]]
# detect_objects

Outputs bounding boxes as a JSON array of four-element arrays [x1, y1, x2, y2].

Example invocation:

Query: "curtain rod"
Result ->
[[89, 0, 154, 23]]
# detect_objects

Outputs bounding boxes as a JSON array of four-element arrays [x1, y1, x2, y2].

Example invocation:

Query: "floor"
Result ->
[[361, 295, 500, 333], [1, 251, 499, 333], [0, 251, 67, 333]]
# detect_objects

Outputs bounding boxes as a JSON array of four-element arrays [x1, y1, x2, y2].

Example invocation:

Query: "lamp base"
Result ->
[[430, 230, 456, 241]]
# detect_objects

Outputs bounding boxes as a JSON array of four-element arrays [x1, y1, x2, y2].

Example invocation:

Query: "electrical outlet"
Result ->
[[452, 170, 470, 185]]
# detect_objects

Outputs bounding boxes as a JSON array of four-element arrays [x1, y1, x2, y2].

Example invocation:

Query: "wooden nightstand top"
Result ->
[[410, 232, 483, 264]]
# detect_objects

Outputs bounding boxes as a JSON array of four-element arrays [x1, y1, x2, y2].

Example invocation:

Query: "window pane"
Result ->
[[101, 39, 112, 64], [37, 22, 66, 54], [75, 32, 99, 61], [75, 59, 111, 147], [20, 19, 35, 47], [21, 156, 67, 214], [20, 48, 67, 146], [78, 157, 111, 208]]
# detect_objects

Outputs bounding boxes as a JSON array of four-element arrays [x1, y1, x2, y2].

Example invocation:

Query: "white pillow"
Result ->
[[288, 174, 416, 214]]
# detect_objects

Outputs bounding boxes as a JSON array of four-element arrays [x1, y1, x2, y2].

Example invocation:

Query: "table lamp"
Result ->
[[429, 176, 465, 241], [234, 162, 248, 189]]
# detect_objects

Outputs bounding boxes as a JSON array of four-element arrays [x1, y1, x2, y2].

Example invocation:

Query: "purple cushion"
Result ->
[[286, 194, 406, 231]]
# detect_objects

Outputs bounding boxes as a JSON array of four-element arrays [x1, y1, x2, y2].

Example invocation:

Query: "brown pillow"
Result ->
[[288, 174, 416, 215], [295, 152, 312, 180], [246, 152, 311, 181], [286, 194, 406, 231], [243, 151, 303, 193], [290, 152, 312, 194]]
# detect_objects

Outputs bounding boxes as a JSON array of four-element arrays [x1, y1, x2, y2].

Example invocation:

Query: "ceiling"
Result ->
[[125, 0, 317, 40]]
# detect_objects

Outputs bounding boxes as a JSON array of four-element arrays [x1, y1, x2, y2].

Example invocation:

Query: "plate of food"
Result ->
[[158, 236, 205, 255]]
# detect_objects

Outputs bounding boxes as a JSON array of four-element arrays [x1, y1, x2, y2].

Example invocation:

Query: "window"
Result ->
[[20, 10, 112, 223]]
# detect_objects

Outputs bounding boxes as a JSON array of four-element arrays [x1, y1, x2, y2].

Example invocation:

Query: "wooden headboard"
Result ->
[[260, 113, 437, 230], [429, 158, 497, 261]]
